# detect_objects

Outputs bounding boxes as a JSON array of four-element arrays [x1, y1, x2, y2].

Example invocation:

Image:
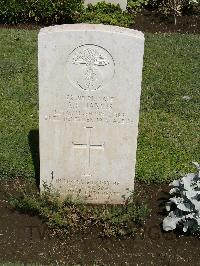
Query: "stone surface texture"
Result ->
[[84, 0, 127, 10], [39, 24, 144, 204]]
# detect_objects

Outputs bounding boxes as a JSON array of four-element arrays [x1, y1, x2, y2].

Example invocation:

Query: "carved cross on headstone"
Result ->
[[72, 126, 105, 170]]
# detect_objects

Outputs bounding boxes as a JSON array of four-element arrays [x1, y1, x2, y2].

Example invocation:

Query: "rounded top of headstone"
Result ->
[[39, 24, 144, 39]]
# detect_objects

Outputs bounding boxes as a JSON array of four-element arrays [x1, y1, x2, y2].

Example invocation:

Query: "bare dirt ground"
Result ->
[[133, 10, 200, 34], [1, 180, 200, 265]]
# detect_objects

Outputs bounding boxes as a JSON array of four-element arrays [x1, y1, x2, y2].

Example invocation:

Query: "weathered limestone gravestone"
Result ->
[[84, 0, 127, 10], [39, 24, 144, 204]]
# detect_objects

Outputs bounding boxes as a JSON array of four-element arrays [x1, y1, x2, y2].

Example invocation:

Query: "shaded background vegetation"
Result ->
[[0, 0, 199, 26]]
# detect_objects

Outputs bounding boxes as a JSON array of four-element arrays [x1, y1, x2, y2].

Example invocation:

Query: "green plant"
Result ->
[[160, 0, 182, 25], [0, 0, 84, 25], [0, 0, 137, 27], [127, 0, 149, 13], [78, 2, 135, 28], [146, 0, 161, 9], [9, 180, 149, 237], [156, 0, 199, 24], [163, 162, 200, 233]]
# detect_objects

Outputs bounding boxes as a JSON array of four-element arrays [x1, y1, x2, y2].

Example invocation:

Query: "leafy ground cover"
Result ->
[[0, 29, 199, 183], [7, 178, 149, 237]]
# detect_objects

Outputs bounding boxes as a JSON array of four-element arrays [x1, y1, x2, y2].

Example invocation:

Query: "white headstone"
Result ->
[[84, 0, 127, 10], [39, 24, 144, 204]]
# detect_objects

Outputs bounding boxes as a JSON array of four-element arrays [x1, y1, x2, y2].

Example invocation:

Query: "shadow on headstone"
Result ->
[[28, 129, 40, 188]]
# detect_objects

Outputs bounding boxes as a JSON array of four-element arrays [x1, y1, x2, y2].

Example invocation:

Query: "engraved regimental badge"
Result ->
[[67, 44, 115, 92]]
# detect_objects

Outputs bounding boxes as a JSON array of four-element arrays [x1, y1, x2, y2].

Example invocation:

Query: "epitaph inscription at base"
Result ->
[[39, 24, 144, 204]]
